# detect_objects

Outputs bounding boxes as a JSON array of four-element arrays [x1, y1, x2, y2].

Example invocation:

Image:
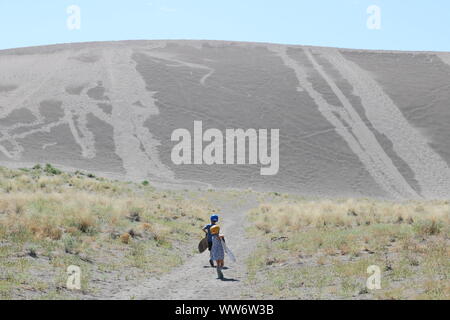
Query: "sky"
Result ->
[[0, 0, 449, 51]]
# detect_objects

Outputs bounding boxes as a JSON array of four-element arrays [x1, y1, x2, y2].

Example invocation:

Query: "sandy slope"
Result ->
[[1, 40, 450, 199]]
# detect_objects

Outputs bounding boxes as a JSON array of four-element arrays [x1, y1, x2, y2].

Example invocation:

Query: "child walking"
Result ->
[[202, 214, 219, 267], [210, 225, 225, 279]]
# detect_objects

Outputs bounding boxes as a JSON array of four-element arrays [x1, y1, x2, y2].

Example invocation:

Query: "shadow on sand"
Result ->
[[218, 277, 239, 282], [203, 266, 230, 270]]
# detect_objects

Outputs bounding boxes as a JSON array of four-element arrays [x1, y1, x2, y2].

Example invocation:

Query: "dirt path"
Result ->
[[108, 195, 258, 300]]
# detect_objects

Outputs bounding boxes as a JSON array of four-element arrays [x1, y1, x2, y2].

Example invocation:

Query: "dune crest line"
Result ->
[[272, 46, 419, 199], [320, 48, 450, 199]]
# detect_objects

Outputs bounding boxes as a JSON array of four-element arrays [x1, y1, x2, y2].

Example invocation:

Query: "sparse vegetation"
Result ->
[[2, 165, 448, 300], [44, 163, 62, 175], [246, 198, 450, 300], [0, 165, 214, 299]]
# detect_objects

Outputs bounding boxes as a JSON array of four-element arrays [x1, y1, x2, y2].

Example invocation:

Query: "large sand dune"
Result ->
[[1, 40, 450, 199]]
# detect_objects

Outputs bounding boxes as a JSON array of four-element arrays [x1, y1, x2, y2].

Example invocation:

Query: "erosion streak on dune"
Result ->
[[273, 46, 419, 199], [102, 47, 175, 182], [143, 50, 216, 86], [0, 120, 64, 147], [0, 46, 175, 182], [0, 53, 103, 160], [0, 53, 69, 120], [321, 48, 450, 199]]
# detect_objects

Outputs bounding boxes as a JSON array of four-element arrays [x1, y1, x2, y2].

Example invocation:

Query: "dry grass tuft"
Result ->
[[249, 199, 450, 233], [120, 233, 131, 244], [246, 197, 450, 300]]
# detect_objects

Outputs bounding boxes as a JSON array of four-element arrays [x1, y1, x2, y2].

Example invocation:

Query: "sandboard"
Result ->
[[198, 237, 208, 253]]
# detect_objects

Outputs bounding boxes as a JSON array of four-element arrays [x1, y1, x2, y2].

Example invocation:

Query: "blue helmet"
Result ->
[[210, 214, 219, 222]]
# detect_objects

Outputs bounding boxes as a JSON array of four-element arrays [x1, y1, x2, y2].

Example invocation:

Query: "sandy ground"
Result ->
[[105, 195, 258, 300]]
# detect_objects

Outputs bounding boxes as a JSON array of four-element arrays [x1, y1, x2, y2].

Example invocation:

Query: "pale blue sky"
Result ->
[[0, 0, 448, 51]]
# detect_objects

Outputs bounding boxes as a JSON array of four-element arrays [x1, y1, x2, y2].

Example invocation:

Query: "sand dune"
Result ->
[[1, 40, 450, 199]]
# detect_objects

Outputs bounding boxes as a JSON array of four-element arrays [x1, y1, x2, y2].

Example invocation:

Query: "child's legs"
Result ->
[[216, 259, 224, 267]]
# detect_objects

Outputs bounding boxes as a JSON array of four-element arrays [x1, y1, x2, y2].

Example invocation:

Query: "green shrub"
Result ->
[[44, 164, 62, 175], [62, 234, 78, 254]]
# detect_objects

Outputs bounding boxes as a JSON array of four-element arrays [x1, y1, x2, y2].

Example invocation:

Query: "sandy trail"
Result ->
[[108, 196, 257, 300]]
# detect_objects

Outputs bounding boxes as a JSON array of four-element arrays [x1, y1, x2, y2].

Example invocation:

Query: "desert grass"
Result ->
[[246, 198, 450, 300], [0, 165, 213, 299]]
